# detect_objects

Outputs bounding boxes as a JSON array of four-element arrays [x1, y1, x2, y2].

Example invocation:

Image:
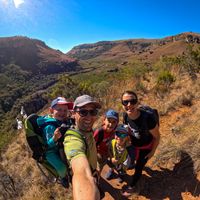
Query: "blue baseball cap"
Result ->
[[51, 97, 70, 108], [115, 124, 129, 137], [105, 109, 119, 121]]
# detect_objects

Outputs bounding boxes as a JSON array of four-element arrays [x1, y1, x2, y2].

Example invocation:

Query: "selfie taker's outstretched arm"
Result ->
[[71, 156, 100, 200]]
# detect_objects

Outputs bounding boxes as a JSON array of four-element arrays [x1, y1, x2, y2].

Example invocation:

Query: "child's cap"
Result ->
[[51, 97, 71, 108], [115, 124, 129, 138], [105, 109, 119, 121]]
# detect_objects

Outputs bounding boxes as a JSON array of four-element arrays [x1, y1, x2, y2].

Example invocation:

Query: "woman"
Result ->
[[121, 91, 160, 197]]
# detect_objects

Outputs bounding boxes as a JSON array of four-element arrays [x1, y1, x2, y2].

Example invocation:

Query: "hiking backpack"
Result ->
[[95, 128, 105, 146], [24, 114, 71, 162], [139, 105, 159, 126], [123, 105, 159, 126]]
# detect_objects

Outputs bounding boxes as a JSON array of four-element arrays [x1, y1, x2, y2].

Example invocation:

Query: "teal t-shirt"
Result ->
[[37, 115, 61, 150]]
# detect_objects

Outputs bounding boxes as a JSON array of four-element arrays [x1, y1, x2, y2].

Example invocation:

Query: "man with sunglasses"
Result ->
[[121, 91, 160, 197], [64, 95, 101, 200]]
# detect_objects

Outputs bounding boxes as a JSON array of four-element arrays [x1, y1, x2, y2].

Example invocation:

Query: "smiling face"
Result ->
[[50, 104, 69, 121], [122, 93, 139, 117], [115, 134, 127, 146], [103, 117, 118, 133], [74, 103, 98, 132]]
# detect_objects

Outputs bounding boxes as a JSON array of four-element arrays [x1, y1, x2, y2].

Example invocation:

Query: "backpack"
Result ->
[[24, 114, 71, 162], [95, 128, 105, 146], [139, 105, 159, 126], [123, 105, 159, 126]]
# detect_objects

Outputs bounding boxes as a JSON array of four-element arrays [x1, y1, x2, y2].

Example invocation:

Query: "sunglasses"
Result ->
[[122, 98, 137, 106], [116, 132, 128, 138], [76, 109, 98, 117]]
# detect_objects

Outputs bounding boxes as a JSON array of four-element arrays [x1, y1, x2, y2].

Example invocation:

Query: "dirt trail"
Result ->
[[99, 107, 200, 200], [1, 106, 200, 200]]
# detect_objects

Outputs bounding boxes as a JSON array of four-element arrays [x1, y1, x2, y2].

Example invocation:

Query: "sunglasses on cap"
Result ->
[[115, 132, 128, 138], [121, 98, 137, 106], [76, 108, 98, 117]]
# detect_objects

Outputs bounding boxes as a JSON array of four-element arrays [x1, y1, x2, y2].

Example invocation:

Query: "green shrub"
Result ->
[[157, 70, 175, 86]]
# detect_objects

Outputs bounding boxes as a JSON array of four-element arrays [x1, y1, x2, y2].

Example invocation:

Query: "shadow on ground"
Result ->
[[140, 151, 200, 200], [101, 151, 200, 200]]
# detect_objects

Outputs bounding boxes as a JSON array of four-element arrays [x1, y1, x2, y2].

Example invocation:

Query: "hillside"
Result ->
[[67, 32, 200, 60], [0, 32, 200, 200], [0, 36, 78, 74], [67, 32, 200, 71], [0, 36, 81, 149], [1, 72, 200, 200]]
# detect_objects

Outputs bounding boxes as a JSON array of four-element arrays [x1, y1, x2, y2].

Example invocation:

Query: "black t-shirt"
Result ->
[[123, 110, 157, 147]]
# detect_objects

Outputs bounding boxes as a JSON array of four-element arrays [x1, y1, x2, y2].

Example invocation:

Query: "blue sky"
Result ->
[[0, 0, 199, 53]]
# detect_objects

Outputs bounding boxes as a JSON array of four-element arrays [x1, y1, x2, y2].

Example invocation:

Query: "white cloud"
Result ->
[[13, 0, 24, 8], [1, 0, 9, 6]]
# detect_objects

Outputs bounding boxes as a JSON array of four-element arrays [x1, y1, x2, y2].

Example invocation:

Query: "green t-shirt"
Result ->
[[64, 129, 97, 171]]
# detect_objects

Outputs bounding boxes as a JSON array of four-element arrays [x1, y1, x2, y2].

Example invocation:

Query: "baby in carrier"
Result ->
[[37, 97, 72, 188]]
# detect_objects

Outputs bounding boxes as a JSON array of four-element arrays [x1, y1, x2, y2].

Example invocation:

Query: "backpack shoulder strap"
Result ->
[[96, 128, 104, 146], [65, 129, 87, 149], [123, 112, 128, 124]]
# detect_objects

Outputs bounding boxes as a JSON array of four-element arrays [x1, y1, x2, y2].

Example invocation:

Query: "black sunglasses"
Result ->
[[76, 109, 98, 117], [116, 132, 128, 138], [122, 98, 138, 106]]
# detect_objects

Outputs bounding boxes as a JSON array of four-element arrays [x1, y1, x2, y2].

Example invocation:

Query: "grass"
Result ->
[[153, 105, 200, 172], [1, 42, 200, 199]]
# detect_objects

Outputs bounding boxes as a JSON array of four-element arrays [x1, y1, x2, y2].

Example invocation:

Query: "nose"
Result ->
[[61, 109, 68, 115], [127, 101, 132, 106]]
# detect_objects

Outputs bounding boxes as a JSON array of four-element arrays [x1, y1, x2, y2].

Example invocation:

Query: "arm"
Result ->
[[44, 126, 61, 148], [146, 124, 160, 160], [71, 156, 100, 200], [109, 140, 118, 165]]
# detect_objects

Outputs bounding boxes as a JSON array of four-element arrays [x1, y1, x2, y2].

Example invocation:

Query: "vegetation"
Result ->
[[0, 65, 59, 150], [1, 34, 200, 199], [157, 70, 175, 87]]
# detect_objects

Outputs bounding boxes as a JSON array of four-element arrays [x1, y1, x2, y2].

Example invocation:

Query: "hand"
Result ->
[[53, 128, 62, 142], [111, 157, 118, 164], [93, 170, 100, 184]]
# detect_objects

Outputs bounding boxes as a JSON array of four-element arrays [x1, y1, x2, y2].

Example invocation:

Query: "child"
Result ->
[[37, 97, 71, 188], [105, 124, 131, 183], [93, 109, 119, 172]]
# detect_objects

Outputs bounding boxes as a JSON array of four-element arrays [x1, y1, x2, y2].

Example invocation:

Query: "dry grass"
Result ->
[[152, 100, 200, 172], [0, 128, 72, 200], [1, 65, 200, 199]]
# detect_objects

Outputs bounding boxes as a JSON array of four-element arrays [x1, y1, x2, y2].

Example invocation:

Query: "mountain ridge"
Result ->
[[67, 32, 200, 61], [0, 36, 79, 75], [0, 31, 200, 200]]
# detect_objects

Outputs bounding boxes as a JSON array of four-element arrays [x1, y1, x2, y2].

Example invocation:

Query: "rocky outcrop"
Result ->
[[15, 91, 49, 116]]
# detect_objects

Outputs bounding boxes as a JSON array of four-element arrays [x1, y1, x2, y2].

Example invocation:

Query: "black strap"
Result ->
[[96, 128, 104, 146], [123, 112, 128, 124]]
